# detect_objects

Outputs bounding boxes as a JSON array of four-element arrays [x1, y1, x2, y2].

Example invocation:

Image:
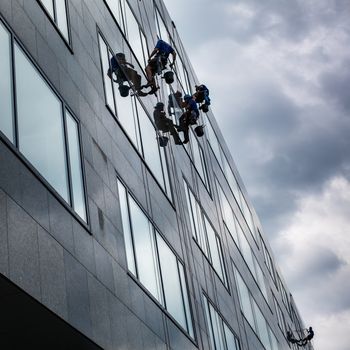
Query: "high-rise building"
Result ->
[[0, 1, 312, 349]]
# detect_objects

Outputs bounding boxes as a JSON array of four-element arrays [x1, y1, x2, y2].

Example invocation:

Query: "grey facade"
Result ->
[[0, 1, 312, 349]]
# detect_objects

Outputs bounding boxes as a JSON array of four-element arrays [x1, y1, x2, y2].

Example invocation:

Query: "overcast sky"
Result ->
[[163, 1, 350, 349]]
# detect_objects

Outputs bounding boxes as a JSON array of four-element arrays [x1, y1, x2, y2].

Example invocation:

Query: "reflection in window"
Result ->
[[234, 266, 278, 350], [15, 43, 69, 202], [2, 39, 86, 221], [155, 7, 169, 41], [105, 0, 123, 26], [189, 131, 210, 189], [124, 1, 148, 66], [203, 295, 241, 350], [98, 33, 172, 198], [38, 0, 70, 41], [0, 22, 14, 142], [184, 181, 227, 285], [117, 179, 194, 337], [66, 111, 87, 222]]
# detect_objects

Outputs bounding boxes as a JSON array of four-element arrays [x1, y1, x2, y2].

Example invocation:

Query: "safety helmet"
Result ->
[[184, 94, 192, 101], [155, 102, 164, 110]]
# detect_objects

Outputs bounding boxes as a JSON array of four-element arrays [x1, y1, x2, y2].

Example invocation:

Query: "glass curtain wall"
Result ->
[[117, 180, 194, 337]]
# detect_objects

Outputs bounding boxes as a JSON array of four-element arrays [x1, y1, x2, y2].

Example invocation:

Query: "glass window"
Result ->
[[157, 234, 187, 329], [235, 269, 256, 331], [184, 182, 208, 256], [253, 300, 271, 350], [124, 1, 148, 66], [205, 115, 223, 169], [117, 180, 136, 275], [98, 36, 116, 114], [184, 181, 227, 285], [274, 296, 286, 335], [178, 262, 194, 338], [175, 55, 190, 93], [105, 0, 123, 27], [203, 295, 241, 350], [269, 328, 280, 350], [223, 323, 239, 350], [254, 258, 268, 301], [129, 197, 162, 302], [217, 183, 238, 244], [98, 32, 172, 199], [0, 22, 14, 142], [38, 0, 70, 42], [15, 43, 69, 202], [204, 216, 227, 285], [137, 101, 165, 189], [155, 8, 169, 41], [190, 131, 210, 188], [118, 183, 194, 336], [66, 111, 87, 221]]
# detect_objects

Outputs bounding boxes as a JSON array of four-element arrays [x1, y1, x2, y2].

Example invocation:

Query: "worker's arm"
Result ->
[[169, 51, 176, 68], [148, 47, 159, 61]]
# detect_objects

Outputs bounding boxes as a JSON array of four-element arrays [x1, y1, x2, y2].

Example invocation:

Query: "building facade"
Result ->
[[0, 0, 312, 349]]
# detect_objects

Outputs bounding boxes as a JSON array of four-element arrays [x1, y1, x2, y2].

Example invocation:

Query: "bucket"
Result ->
[[159, 136, 169, 147], [194, 125, 205, 137], [119, 84, 130, 97], [163, 71, 174, 84]]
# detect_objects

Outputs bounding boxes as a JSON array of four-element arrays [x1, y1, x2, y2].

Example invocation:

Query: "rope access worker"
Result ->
[[177, 94, 199, 144], [107, 53, 147, 97], [144, 39, 176, 94], [193, 84, 211, 112], [153, 102, 182, 146]]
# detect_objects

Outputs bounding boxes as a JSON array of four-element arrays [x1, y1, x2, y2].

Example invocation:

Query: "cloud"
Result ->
[[273, 176, 350, 348], [163, 1, 350, 349]]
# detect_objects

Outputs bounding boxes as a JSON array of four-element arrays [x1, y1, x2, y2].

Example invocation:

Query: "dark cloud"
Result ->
[[163, 1, 350, 348]]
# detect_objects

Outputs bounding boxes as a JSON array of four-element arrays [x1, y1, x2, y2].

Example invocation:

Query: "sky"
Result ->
[[163, 1, 350, 349]]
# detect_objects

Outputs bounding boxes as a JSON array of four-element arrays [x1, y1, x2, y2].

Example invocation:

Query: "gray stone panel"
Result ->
[[93, 240, 115, 293], [7, 197, 41, 300], [0, 190, 9, 277], [48, 193, 74, 253], [64, 250, 92, 337], [38, 226, 68, 319], [87, 274, 112, 349]]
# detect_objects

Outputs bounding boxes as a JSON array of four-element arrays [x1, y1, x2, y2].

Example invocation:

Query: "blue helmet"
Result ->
[[184, 94, 192, 101]]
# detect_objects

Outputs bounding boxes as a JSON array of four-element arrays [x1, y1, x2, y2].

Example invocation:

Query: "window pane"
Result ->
[[255, 259, 268, 300], [190, 131, 208, 186], [56, 0, 69, 41], [178, 262, 194, 338], [124, 2, 146, 66], [160, 147, 172, 198], [203, 297, 216, 350], [205, 115, 223, 168], [210, 303, 225, 350], [15, 44, 69, 202], [157, 234, 187, 329], [0, 22, 14, 142], [218, 184, 238, 243], [155, 9, 168, 41], [106, 0, 123, 28], [253, 301, 271, 350], [223, 324, 238, 350], [236, 224, 255, 276], [137, 102, 165, 190], [269, 328, 279, 350], [204, 216, 226, 284], [235, 270, 255, 330], [66, 111, 86, 221], [40, 0, 54, 17], [117, 180, 136, 274], [98, 36, 116, 114], [129, 197, 162, 302]]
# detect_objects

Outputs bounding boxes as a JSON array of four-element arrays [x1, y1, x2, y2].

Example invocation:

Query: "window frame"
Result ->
[[0, 18, 88, 225], [117, 177, 196, 341], [97, 30, 173, 202], [36, 0, 72, 49]]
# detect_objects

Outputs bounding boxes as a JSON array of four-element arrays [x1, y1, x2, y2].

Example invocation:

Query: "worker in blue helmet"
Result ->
[[143, 39, 176, 94], [177, 94, 199, 144]]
